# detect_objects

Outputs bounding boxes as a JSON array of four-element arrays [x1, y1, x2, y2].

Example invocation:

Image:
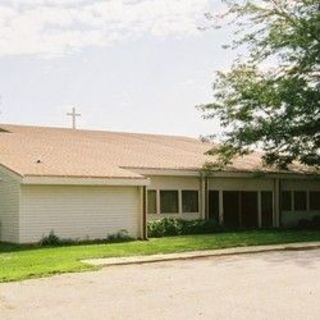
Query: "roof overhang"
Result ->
[[122, 168, 201, 177], [21, 176, 150, 186], [0, 163, 318, 187], [207, 171, 320, 180], [124, 167, 320, 180]]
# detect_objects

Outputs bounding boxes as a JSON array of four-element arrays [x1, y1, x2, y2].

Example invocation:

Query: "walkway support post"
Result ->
[[200, 174, 207, 220], [274, 178, 281, 228], [141, 186, 148, 240]]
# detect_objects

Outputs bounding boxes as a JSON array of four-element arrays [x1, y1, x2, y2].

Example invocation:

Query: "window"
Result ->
[[294, 191, 307, 211], [281, 191, 292, 211], [160, 191, 179, 214], [147, 190, 157, 214], [182, 191, 199, 213], [310, 191, 320, 210]]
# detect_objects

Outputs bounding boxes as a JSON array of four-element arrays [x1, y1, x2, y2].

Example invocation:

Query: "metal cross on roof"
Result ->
[[67, 107, 81, 130]]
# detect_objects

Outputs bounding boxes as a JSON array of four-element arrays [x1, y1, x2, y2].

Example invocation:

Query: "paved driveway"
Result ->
[[1, 249, 320, 320]]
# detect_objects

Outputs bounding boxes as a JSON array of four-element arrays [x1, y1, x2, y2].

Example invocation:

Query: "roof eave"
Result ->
[[21, 175, 150, 186]]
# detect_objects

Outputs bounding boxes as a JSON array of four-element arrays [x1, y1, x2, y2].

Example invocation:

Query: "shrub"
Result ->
[[313, 216, 320, 227], [147, 218, 222, 238], [297, 219, 313, 229], [106, 229, 133, 242], [180, 219, 222, 235], [39, 230, 74, 246], [39, 229, 133, 247], [297, 216, 320, 230]]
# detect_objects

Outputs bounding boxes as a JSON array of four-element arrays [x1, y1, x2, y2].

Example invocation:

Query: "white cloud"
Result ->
[[0, 0, 211, 57]]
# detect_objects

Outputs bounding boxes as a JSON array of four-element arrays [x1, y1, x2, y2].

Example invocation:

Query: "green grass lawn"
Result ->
[[1, 230, 320, 283]]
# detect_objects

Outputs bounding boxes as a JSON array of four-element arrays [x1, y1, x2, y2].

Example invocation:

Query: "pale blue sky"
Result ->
[[0, 0, 236, 138]]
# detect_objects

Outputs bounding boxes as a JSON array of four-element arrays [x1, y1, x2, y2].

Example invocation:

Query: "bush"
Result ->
[[313, 216, 320, 227], [297, 216, 320, 230], [39, 230, 75, 246], [147, 218, 223, 238], [39, 229, 133, 247], [106, 229, 133, 242], [297, 219, 313, 229]]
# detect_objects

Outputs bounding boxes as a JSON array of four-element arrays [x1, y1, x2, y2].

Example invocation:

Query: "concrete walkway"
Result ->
[[83, 241, 320, 267]]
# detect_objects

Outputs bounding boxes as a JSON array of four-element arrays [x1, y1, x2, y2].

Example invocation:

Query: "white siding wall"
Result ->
[[281, 179, 320, 227], [19, 185, 141, 243], [0, 168, 20, 243], [147, 176, 202, 221]]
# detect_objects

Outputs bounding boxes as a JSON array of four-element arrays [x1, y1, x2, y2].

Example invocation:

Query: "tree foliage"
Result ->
[[200, 0, 320, 169]]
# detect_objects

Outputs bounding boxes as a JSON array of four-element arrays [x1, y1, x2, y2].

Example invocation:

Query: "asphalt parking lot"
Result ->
[[1, 249, 320, 320]]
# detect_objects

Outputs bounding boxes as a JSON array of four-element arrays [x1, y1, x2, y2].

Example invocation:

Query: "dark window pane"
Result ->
[[281, 191, 292, 211], [241, 192, 258, 228], [147, 190, 157, 214], [160, 191, 179, 214], [223, 191, 240, 228], [310, 191, 320, 210], [261, 191, 273, 228], [209, 191, 219, 221], [294, 191, 307, 211], [182, 191, 199, 213]]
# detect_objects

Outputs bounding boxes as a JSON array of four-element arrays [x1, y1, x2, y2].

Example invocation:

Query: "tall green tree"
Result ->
[[200, 0, 320, 169]]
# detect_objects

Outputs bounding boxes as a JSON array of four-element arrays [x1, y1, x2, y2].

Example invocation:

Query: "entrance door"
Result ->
[[223, 191, 240, 228], [208, 191, 219, 221], [241, 192, 258, 228]]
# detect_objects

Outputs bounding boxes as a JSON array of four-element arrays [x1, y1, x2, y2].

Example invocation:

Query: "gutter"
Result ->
[[21, 176, 150, 186]]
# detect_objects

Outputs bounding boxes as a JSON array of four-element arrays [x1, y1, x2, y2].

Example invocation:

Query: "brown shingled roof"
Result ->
[[0, 124, 316, 179]]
